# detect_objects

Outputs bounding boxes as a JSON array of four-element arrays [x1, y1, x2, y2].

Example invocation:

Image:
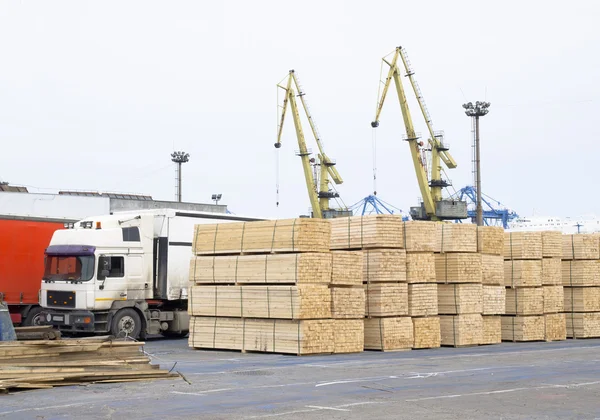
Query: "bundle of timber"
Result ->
[[412, 316, 441, 349], [435, 223, 477, 253], [331, 287, 365, 319], [364, 317, 413, 351], [406, 252, 436, 283], [193, 218, 330, 255], [0, 338, 176, 393], [543, 286, 564, 314], [364, 283, 408, 317], [542, 231, 562, 258], [189, 253, 332, 285], [435, 253, 482, 284], [482, 254, 504, 285], [332, 251, 363, 286], [542, 258, 562, 286], [189, 317, 336, 355], [477, 226, 504, 255], [330, 215, 404, 250], [483, 286, 506, 315], [501, 315, 545, 342], [403, 221, 436, 251], [505, 287, 544, 315], [504, 260, 542, 288], [504, 232, 543, 260], [363, 249, 406, 282], [439, 314, 483, 347], [544, 313, 566, 342], [562, 235, 600, 339], [408, 284, 438, 317], [481, 316, 502, 345], [333, 320, 364, 353], [438, 284, 482, 315]]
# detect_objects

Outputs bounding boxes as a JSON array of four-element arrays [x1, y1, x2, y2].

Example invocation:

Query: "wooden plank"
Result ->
[[412, 316, 441, 349], [363, 249, 406, 283], [477, 226, 504, 255], [482, 254, 504, 286], [364, 283, 408, 317], [333, 320, 364, 353], [543, 286, 564, 314], [189, 285, 331, 319], [408, 284, 438, 317], [481, 316, 502, 345], [544, 313, 566, 341], [331, 251, 362, 286], [439, 314, 483, 347], [505, 287, 544, 315], [406, 252, 436, 284], [542, 258, 562, 286], [189, 253, 332, 285], [504, 260, 542, 288], [435, 253, 482, 284], [501, 315, 545, 342], [504, 232, 542, 260], [565, 312, 600, 339], [564, 287, 600, 312], [330, 215, 404, 250], [435, 223, 477, 253], [562, 234, 599, 260], [193, 219, 331, 255], [562, 260, 600, 286], [437, 284, 483, 315], [541, 231, 562, 258], [331, 287, 365, 319], [482, 285, 506, 315], [364, 317, 413, 351]]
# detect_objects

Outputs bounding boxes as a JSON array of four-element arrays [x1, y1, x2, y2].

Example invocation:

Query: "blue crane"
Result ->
[[451, 186, 518, 229], [349, 195, 410, 220]]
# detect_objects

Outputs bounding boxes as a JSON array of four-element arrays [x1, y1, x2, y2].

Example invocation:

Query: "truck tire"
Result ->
[[111, 308, 143, 340], [24, 306, 44, 327]]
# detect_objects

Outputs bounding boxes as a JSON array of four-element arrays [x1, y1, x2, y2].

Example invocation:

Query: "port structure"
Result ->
[[371, 46, 467, 221], [275, 70, 350, 219], [451, 185, 519, 229]]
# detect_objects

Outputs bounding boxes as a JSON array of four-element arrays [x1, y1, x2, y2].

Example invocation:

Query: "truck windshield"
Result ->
[[43, 255, 95, 282]]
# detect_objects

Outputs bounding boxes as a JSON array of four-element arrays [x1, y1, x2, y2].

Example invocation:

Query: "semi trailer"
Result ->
[[40, 209, 259, 339]]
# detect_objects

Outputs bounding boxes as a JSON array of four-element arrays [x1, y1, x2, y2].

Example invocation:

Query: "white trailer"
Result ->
[[40, 209, 261, 338]]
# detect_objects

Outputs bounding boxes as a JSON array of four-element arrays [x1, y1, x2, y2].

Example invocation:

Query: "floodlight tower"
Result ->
[[462, 101, 490, 226], [171, 151, 190, 202], [212, 194, 222, 205]]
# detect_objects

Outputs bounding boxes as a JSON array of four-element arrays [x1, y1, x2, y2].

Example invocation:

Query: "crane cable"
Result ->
[[275, 84, 281, 207], [372, 128, 377, 195]]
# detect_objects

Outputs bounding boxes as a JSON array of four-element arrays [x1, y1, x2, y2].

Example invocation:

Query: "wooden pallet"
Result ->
[[435, 223, 477, 253], [193, 219, 330, 255], [439, 314, 483, 347], [364, 283, 408, 317], [189, 253, 332, 285], [406, 252, 436, 284], [562, 260, 600, 286], [504, 232, 542, 260], [364, 317, 413, 351], [435, 253, 482, 284], [541, 231, 562, 258], [562, 234, 599, 260], [477, 226, 504, 255], [564, 287, 600, 312], [501, 315, 545, 342], [437, 284, 483, 315], [505, 287, 544, 315], [544, 313, 566, 341], [408, 284, 438, 317], [482, 285, 506, 315], [331, 287, 365, 319], [543, 285, 564, 314], [504, 260, 542, 288], [542, 258, 562, 286], [363, 249, 406, 283], [412, 316, 441, 349], [481, 316, 502, 345], [482, 254, 504, 286], [330, 215, 404, 250]]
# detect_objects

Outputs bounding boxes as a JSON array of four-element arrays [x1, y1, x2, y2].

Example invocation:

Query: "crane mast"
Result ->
[[371, 46, 467, 221], [275, 70, 349, 219]]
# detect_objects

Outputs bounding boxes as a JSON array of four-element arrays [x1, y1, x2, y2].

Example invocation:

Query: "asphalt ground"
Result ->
[[2, 338, 600, 419]]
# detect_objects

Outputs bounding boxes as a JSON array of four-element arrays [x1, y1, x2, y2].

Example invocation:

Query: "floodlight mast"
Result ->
[[462, 101, 490, 227], [171, 151, 190, 203]]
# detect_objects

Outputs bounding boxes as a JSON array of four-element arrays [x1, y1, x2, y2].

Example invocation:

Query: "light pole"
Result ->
[[462, 101, 490, 227], [211, 194, 222, 205], [171, 151, 190, 203]]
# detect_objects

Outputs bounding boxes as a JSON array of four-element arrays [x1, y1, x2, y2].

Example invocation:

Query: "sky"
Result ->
[[0, 1, 598, 219]]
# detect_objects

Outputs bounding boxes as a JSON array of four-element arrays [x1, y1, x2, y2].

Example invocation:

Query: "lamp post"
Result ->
[[462, 101, 490, 227], [171, 151, 190, 203]]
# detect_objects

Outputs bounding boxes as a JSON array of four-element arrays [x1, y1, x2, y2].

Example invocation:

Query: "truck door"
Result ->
[[95, 255, 127, 310]]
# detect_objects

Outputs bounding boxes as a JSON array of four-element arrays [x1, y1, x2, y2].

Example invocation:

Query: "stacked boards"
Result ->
[[563, 234, 600, 338], [435, 224, 482, 347], [479, 226, 505, 345], [541, 231, 566, 341], [189, 219, 363, 355]]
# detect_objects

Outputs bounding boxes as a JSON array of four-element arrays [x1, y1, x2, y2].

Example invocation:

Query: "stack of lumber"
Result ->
[[0, 337, 176, 393], [502, 232, 545, 342], [436, 223, 482, 347], [563, 234, 600, 339], [479, 226, 505, 344], [405, 221, 440, 349], [332, 216, 409, 351], [541, 231, 566, 341], [189, 218, 363, 355]]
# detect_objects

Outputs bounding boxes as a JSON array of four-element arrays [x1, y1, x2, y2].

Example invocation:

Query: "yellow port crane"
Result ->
[[275, 70, 350, 219], [371, 46, 467, 221]]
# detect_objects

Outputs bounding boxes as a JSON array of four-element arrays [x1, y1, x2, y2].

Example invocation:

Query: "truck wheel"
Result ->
[[111, 308, 142, 339], [24, 306, 44, 327]]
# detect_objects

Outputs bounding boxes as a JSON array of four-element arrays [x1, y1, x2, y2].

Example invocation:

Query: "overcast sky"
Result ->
[[1, 1, 598, 219]]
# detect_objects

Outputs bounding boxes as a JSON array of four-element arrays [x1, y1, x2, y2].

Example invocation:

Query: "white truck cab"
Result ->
[[40, 209, 261, 339]]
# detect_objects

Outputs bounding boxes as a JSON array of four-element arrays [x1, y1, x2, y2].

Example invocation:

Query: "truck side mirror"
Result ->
[[101, 269, 110, 278]]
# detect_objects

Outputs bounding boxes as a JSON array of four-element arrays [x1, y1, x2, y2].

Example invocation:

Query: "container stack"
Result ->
[[478, 226, 505, 345], [541, 231, 566, 341], [331, 215, 412, 351], [405, 221, 440, 349], [188, 218, 360, 355], [435, 224, 483, 347], [562, 234, 600, 339], [503, 232, 545, 342]]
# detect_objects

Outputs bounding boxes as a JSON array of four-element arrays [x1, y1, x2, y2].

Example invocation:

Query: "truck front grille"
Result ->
[[46, 290, 76, 308]]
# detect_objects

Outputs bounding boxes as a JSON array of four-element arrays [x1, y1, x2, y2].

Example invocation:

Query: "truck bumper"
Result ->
[[40, 309, 96, 332]]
